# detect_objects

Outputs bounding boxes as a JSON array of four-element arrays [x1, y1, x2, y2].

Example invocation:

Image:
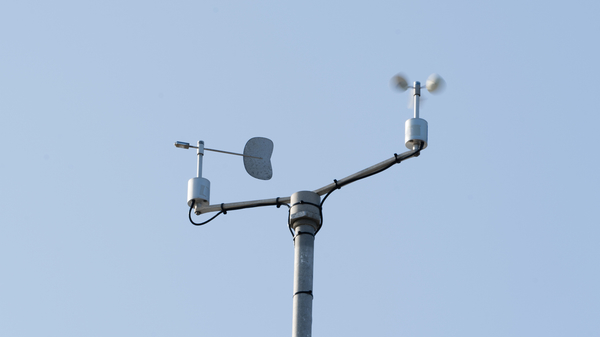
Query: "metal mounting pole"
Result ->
[[289, 191, 321, 337]]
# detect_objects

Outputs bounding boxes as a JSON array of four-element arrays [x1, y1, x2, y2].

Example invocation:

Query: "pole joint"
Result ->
[[289, 191, 321, 233]]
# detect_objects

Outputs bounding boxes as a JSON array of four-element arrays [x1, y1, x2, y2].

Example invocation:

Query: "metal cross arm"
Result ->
[[312, 147, 421, 196], [193, 147, 422, 215]]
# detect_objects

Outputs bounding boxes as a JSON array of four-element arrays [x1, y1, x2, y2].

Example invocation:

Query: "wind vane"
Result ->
[[174, 137, 274, 215]]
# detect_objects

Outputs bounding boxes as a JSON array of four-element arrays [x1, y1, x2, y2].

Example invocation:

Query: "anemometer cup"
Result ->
[[405, 118, 428, 150], [187, 177, 211, 210]]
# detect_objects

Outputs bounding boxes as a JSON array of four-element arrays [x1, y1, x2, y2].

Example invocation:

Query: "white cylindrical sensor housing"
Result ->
[[405, 118, 428, 150], [187, 177, 210, 207]]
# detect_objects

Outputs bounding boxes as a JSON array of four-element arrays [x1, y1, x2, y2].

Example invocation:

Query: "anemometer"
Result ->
[[392, 72, 445, 150], [174, 72, 444, 337]]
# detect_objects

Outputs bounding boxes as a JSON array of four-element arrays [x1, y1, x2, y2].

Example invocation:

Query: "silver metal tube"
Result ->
[[195, 196, 291, 214], [289, 191, 321, 337], [292, 223, 315, 337], [413, 81, 421, 119], [196, 141, 205, 178], [204, 147, 262, 159]]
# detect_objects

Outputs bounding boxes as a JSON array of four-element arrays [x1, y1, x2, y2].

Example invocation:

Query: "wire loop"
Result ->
[[189, 200, 224, 226]]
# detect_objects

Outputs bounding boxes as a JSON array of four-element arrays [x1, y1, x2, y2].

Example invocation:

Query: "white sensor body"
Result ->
[[188, 177, 211, 210], [405, 117, 428, 150]]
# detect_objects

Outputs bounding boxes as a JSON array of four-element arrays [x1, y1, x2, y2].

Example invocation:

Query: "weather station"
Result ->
[[174, 73, 445, 337]]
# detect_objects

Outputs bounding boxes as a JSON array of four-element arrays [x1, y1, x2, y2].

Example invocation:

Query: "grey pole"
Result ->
[[289, 191, 321, 337]]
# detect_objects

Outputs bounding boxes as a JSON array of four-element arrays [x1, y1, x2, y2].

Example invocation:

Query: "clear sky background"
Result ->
[[1, 1, 599, 336]]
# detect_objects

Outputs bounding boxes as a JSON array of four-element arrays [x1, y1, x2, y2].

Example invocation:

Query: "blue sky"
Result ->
[[1, 1, 599, 336]]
